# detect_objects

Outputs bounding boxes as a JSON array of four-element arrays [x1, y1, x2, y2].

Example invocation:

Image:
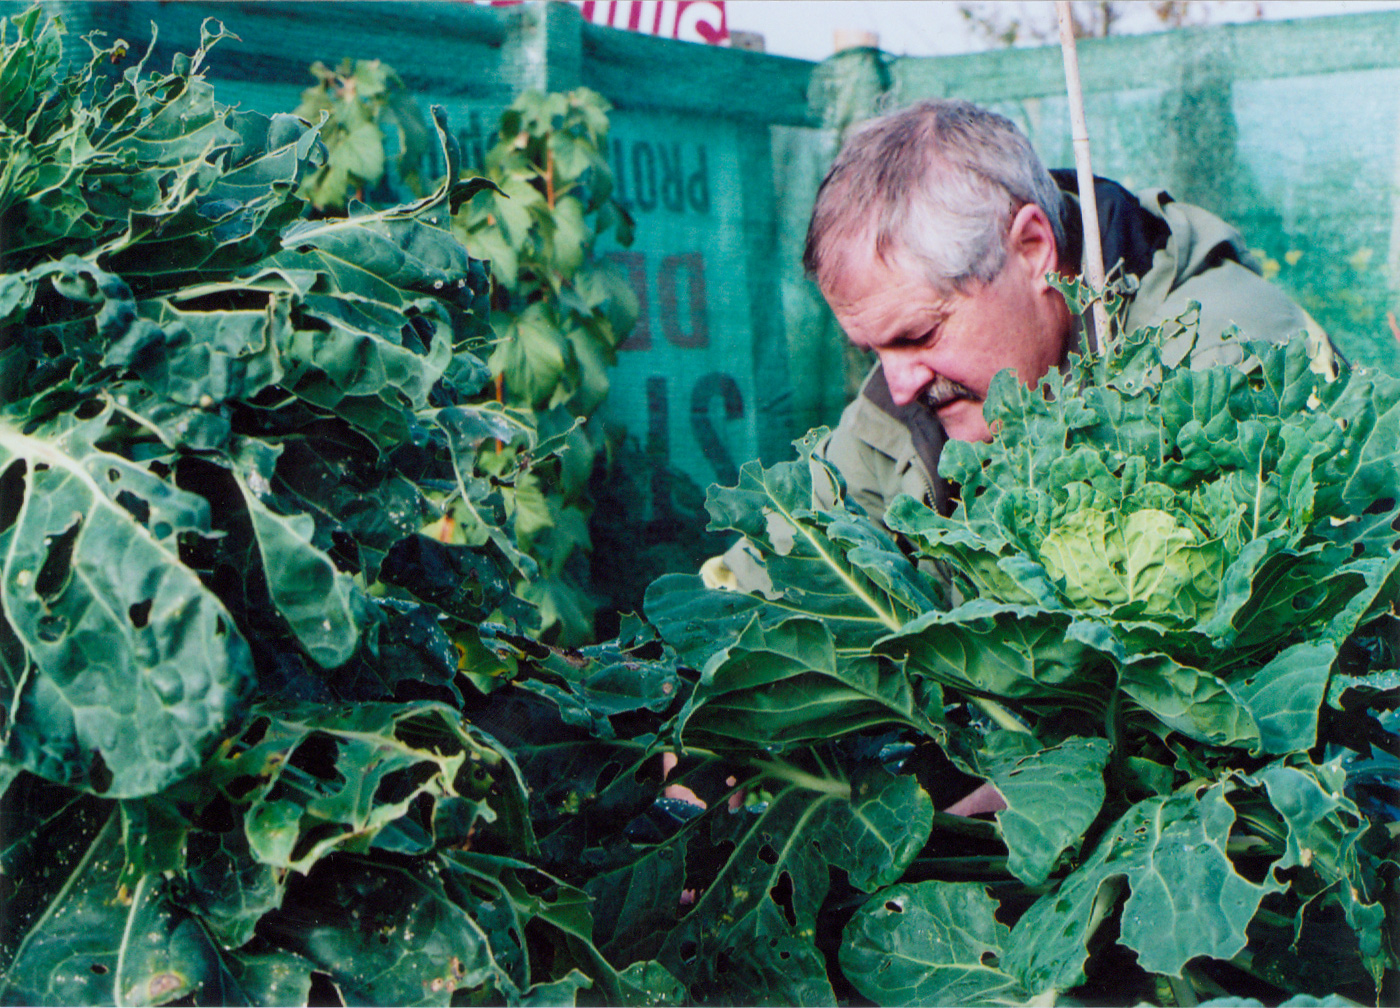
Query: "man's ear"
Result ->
[[1006, 203, 1061, 289]]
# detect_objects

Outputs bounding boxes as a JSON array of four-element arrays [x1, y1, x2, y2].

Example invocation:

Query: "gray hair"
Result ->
[[803, 99, 1067, 294]]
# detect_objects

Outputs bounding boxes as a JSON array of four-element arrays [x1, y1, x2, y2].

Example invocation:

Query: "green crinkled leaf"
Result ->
[[701, 432, 945, 638], [0, 414, 253, 797], [260, 853, 523, 1005], [983, 735, 1111, 886], [231, 439, 362, 669], [882, 601, 1111, 713], [666, 609, 948, 750], [1002, 784, 1282, 995], [839, 881, 1031, 1007], [650, 752, 933, 1005], [890, 332, 1400, 684], [210, 701, 530, 873], [129, 289, 293, 409], [1037, 506, 1225, 620]]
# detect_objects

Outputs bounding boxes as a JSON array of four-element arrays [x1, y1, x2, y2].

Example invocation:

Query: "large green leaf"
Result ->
[[666, 611, 949, 750], [839, 881, 1031, 1007], [1002, 783, 1282, 995], [206, 701, 530, 873], [0, 412, 253, 796], [883, 601, 1111, 713], [0, 771, 111, 974], [260, 853, 523, 1005], [647, 750, 933, 1005], [982, 735, 1111, 886], [0, 812, 313, 1007], [230, 439, 362, 669]]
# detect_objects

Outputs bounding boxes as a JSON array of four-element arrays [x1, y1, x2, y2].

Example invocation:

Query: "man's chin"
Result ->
[[936, 399, 993, 442]]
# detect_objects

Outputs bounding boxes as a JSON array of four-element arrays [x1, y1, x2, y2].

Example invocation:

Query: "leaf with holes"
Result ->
[[0, 412, 253, 797], [839, 881, 1030, 1007], [0, 811, 315, 1007], [200, 700, 531, 873], [1002, 782, 1283, 995], [620, 747, 934, 1005]]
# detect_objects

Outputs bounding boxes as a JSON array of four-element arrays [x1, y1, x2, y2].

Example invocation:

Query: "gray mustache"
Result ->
[[921, 376, 977, 407]]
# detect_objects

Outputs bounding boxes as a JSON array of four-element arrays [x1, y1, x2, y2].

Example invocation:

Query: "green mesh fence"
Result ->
[[881, 12, 1400, 379], [24, 1, 1400, 493]]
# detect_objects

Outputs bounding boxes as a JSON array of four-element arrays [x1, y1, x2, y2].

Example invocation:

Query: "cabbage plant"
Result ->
[[641, 282, 1400, 1004]]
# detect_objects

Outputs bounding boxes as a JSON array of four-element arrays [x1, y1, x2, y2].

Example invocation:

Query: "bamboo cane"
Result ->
[[1055, 1, 1109, 354]]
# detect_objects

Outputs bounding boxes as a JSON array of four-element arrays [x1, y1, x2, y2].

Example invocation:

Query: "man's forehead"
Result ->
[[821, 238, 949, 310]]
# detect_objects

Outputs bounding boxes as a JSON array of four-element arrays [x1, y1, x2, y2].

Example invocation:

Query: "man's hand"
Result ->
[[942, 780, 1006, 817]]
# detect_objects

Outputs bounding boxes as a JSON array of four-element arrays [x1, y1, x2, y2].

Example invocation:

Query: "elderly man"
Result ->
[[705, 97, 1332, 593]]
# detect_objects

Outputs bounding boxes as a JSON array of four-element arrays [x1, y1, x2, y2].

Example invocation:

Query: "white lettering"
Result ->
[[656, 0, 679, 37]]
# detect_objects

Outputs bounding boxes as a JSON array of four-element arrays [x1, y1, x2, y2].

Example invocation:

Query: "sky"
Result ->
[[723, 0, 1400, 62]]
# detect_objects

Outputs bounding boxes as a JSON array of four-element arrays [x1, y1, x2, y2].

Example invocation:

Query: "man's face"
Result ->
[[821, 214, 1072, 443]]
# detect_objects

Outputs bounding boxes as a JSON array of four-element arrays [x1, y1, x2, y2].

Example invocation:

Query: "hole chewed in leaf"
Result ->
[[34, 518, 82, 600], [288, 821, 350, 864], [372, 761, 440, 806], [0, 461, 25, 535], [769, 870, 797, 928], [37, 614, 67, 642], [90, 751, 113, 795], [595, 760, 623, 792], [115, 490, 150, 525], [129, 599, 152, 628], [284, 732, 344, 788]]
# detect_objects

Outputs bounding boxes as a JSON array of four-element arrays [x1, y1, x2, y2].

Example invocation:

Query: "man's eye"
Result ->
[[896, 330, 935, 348]]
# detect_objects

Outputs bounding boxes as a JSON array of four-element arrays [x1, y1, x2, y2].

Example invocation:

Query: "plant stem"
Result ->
[[930, 810, 999, 839], [750, 758, 851, 798], [973, 696, 1032, 734], [1168, 975, 1198, 1007], [1104, 672, 1126, 795], [909, 855, 1009, 878]]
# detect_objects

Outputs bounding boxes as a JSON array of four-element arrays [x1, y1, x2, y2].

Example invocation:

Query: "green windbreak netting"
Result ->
[[24, 1, 1400, 502], [884, 15, 1400, 380]]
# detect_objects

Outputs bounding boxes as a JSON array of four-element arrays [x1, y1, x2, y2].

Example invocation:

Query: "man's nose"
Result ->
[[882, 355, 931, 407]]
